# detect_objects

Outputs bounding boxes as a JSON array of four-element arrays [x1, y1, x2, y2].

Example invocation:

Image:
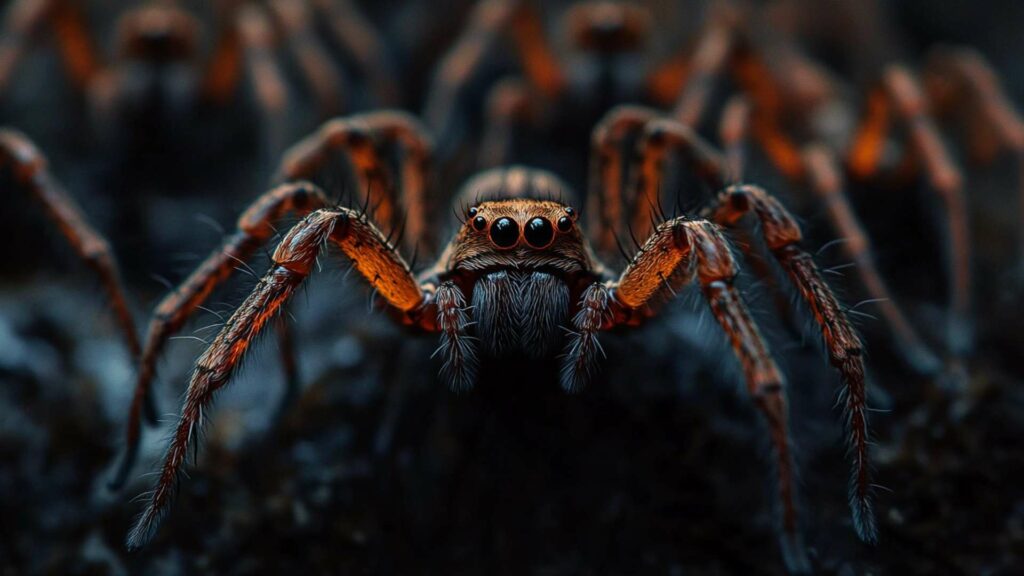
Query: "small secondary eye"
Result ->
[[489, 217, 519, 248], [467, 206, 478, 218], [524, 217, 554, 248], [564, 206, 576, 219], [557, 216, 573, 232], [472, 216, 487, 231]]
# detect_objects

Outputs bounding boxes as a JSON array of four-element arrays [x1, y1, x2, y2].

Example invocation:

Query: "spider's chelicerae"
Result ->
[[123, 115, 873, 573]]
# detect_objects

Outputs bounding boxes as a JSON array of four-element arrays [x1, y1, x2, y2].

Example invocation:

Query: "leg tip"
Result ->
[[779, 531, 812, 574]]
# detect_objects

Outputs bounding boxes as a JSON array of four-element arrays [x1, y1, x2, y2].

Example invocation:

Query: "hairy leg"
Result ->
[[434, 281, 477, 391], [126, 205, 429, 549], [802, 145, 942, 373], [629, 117, 727, 237], [110, 182, 329, 490], [0, 129, 139, 358], [274, 111, 433, 252], [571, 217, 810, 572], [708, 184, 876, 543], [587, 105, 660, 254]]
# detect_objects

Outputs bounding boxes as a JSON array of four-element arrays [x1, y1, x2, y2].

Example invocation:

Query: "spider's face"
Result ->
[[444, 199, 597, 359], [566, 1, 651, 53], [117, 5, 199, 63], [448, 199, 592, 275]]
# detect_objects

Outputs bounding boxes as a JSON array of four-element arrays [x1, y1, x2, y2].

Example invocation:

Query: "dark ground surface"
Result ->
[[2, 1, 1024, 574]]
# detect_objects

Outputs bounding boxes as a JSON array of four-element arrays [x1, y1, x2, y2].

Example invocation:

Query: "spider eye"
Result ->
[[472, 216, 487, 231], [489, 217, 519, 248], [467, 206, 478, 218], [557, 216, 573, 232], [564, 206, 576, 219], [524, 217, 554, 248]]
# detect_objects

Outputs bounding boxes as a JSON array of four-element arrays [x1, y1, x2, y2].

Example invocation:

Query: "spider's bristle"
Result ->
[[612, 230, 633, 264]]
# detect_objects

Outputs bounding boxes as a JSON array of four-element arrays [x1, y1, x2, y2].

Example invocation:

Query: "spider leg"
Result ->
[[588, 105, 660, 255], [578, 218, 810, 572], [126, 205, 429, 549], [0, 0, 53, 93], [0, 129, 139, 359], [267, 0, 345, 118], [236, 4, 292, 156], [719, 95, 751, 183], [847, 84, 891, 180], [274, 111, 433, 253], [435, 281, 477, 391], [272, 311, 300, 422], [111, 182, 329, 491], [0, 0, 102, 94], [713, 95, 802, 330], [630, 117, 727, 238], [309, 0, 399, 106], [634, 114, 941, 374], [802, 145, 943, 374], [925, 47, 1024, 162], [199, 0, 244, 105], [925, 47, 1024, 263], [643, 49, 690, 108], [670, 8, 737, 128], [729, 46, 806, 181], [708, 184, 876, 544], [423, 0, 565, 156], [478, 77, 533, 169], [879, 66, 972, 356]]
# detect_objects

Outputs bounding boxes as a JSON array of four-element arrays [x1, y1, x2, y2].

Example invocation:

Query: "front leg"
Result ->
[[126, 206, 429, 549], [111, 182, 330, 491], [563, 217, 811, 572]]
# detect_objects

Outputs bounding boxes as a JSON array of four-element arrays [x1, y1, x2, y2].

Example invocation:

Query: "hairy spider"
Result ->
[[0, 0, 396, 155], [0, 128, 139, 358], [121, 113, 874, 573]]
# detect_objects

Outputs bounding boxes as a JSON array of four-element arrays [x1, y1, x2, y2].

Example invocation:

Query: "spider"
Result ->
[[121, 112, 874, 574], [0, 128, 139, 360], [423, 0, 701, 171], [0, 0, 396, 157]]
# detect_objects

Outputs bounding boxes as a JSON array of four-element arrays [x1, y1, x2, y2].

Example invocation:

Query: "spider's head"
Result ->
[[566, 1, 651, 54], [116, 4, 200, 63], [442, 167, 601, 282]]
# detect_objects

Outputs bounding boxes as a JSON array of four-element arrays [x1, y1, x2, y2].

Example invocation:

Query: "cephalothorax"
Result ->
[[121, 113, 874, 573]]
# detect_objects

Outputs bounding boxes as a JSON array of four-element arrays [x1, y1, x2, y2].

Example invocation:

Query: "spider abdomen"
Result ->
[[471, 270, 569, 359]]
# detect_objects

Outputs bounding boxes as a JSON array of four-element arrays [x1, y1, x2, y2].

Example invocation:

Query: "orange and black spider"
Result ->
[[117, 111, 873, 573], [0, 0, 396, 156]]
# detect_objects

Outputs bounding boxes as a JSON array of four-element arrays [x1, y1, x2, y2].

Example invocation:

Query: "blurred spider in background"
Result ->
[[0, 0, 397, 169]]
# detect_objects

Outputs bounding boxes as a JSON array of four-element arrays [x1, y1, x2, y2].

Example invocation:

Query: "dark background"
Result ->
[[1, 1, 1022, 574]]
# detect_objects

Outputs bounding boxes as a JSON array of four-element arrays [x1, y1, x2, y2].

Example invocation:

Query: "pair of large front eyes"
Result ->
[[468, 209, 572, 249]]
